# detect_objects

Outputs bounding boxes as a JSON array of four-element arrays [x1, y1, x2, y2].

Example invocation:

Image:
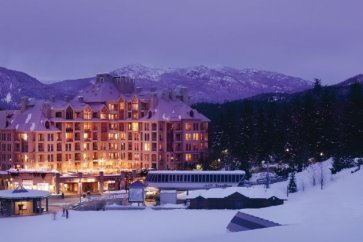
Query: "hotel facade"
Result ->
[[0, 74, 209, 179]]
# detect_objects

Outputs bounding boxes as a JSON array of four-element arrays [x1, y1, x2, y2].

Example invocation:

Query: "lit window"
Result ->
[[193, 133, 199, 141], [132, 122, 139, 132], [144, 143, 151, 152], [185, 133, 192, 141], [185, 154, 192, 161], [185, 122, 192, 131]]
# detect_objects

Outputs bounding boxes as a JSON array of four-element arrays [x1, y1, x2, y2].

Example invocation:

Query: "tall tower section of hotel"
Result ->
[[0, 74, 209, 172]]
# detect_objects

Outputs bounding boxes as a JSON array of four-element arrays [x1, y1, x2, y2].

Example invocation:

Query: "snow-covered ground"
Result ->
[[1, 159, 362, 242]]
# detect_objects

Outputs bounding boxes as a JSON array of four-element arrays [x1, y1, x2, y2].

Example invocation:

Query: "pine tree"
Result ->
[[288, 172, 297, 193]]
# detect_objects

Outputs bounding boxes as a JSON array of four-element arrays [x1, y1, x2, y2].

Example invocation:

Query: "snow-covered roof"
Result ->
[[0, 110, 19, 129], [141, 97, 209, 122], [0, 189, 50, 199], [79, 79, 121, 102], [7, 168, 59, 174], [5, 100, 59, 132], [148, 170, 245, 175], [0, 171, 9, 175], [186, 186, 286, 200]]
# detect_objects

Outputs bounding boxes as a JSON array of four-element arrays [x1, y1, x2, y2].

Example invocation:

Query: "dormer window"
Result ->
[[189, 110, 194, 118], [148, 111, 153, 119], [45, 121, 50, 129], [66, 107, 73, 120]]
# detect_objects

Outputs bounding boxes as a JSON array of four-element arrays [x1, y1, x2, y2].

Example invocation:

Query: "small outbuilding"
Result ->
[[160, 190, 177, 205], [128, 181, 145, 205], [186, 187, 284, 209], [0, 185, 50, 216]]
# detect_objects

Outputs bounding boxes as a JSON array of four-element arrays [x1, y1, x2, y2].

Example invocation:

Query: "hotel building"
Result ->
[[0, 74, 209, 176]]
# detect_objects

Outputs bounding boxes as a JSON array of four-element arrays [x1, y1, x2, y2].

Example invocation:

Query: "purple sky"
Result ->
[[0, 0, 362, 84]]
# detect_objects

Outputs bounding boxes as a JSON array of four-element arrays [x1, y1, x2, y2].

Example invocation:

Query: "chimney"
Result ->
[[180, 87, 190, 104], [20, 96, 29, 112], [43, 102, 51, 118], [149, 92, 158, 109]]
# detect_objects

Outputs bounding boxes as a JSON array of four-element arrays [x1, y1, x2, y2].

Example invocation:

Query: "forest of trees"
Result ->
[[194, 80, 363, 173]]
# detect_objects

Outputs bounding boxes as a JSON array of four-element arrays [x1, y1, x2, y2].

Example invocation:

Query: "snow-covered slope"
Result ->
[[0, 67, 57, 109], [111, 64, 312, 103], [0, 159, 362, 242]]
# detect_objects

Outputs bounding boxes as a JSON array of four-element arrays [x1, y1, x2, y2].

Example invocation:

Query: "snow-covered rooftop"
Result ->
[[0, 189, 50, 199], [185, 186, 286, 200]]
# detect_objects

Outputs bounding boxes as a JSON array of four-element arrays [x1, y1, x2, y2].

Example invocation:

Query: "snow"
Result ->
[[25, 113, 32, 123], [0, 189, 50, 199], [3, 92, 12, 103], [0, 159, 362, 242], [30, 122, 36, 131], [185, 186, 286, 199]]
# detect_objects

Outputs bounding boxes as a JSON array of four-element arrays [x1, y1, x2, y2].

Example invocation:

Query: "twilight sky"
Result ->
[[0, 0, 362, 84]]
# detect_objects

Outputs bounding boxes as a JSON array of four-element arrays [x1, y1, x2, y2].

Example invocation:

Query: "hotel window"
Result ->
[[47, 144, 54, 152], [65, 143, 72, 151], [132, 101, 138, 111], [65, 133, 73, 142], [144, 154, 150, 161], [144, 133, 150, 141], [185, 153, 192, 162], [108, 104, 115, 111], [193, 133, 199, 141], [152, 123, 157, 131], [55, 112, 62, 118], [132, 122, 139, 132], [144, 143, 151, 152], [152, 143, 157, 152], [152, 154, 157, 162], [144, 123, 150, 131], [185, 133, 192, 141], [193, 123, 199, 131], [185, 143, 192, 151], [47, 154, 54, 162], [185, 122, 192, 131], [134, 153, 140, 161], [66, 107, 73, 120], [84, 123, 91, 131], [100, 110, 107, 119], [120, 102, 125, 110], [84, 109, 92, 120], [151, 132, 157, 141], [128, 153, 132, 160]]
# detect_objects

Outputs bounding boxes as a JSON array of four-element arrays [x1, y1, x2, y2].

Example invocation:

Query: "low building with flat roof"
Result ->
[[0, 185, 50, 216]]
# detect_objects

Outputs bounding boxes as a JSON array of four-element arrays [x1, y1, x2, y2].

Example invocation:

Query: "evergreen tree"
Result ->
[[288, 172, 297, 193]]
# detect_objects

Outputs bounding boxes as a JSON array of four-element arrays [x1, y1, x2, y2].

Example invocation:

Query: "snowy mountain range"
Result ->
[[0, 64, 314, 109]]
